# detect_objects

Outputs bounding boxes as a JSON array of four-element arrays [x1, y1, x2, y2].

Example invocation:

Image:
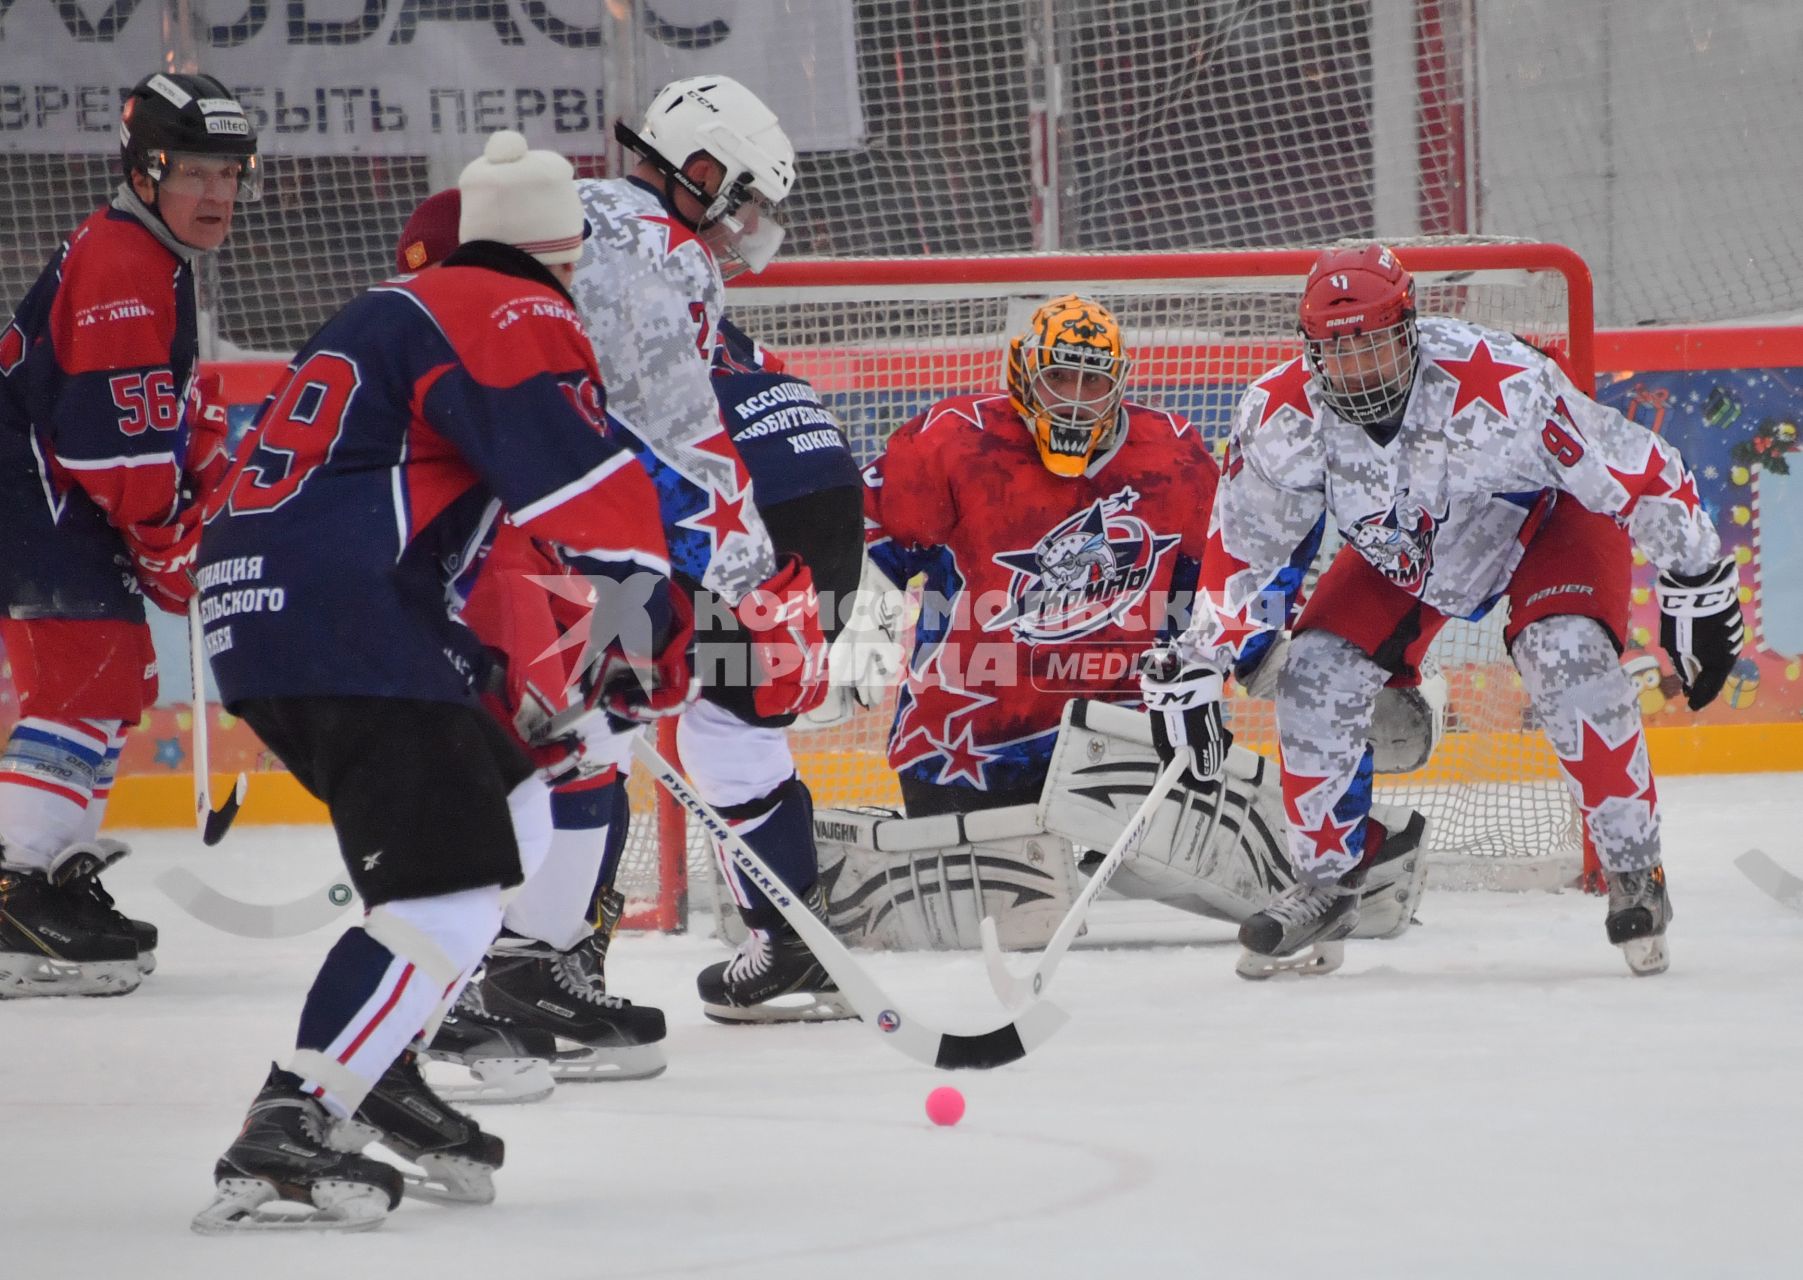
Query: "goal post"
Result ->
[[615, 242, 1599, 930]]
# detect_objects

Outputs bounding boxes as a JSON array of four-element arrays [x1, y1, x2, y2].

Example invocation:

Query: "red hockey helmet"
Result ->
[[1298, 243, 1418, 426]]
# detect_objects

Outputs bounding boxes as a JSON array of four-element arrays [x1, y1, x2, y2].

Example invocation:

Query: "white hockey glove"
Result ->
[[1656, 558, 1745, 710], [1137, 645, 1232, 784], [801, 555, 907, 730]]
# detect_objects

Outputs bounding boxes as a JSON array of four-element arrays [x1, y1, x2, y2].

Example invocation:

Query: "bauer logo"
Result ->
[[876, 1010, 902, 1033]]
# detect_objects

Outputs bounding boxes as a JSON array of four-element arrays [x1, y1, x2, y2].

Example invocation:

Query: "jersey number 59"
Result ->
[[227, 351, 361, 515]]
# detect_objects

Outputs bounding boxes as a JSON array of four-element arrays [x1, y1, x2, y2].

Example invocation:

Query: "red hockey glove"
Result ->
[[120, 508, 202, 613], [737, 553, 831, 718], [580, 581, 697, 724], [183, 372, 234, 496]]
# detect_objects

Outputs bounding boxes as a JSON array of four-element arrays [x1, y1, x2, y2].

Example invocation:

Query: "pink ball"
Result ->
[[925, 1085, 965, 1127]]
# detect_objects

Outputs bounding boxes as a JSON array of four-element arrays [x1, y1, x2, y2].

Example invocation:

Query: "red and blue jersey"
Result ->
[[197, 247, 670, 707], [865, 394, 1217, 796], [0, 202, 197, 620]]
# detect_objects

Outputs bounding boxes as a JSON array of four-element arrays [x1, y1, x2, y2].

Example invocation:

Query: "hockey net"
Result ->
[[615, 243, 1596, 930]]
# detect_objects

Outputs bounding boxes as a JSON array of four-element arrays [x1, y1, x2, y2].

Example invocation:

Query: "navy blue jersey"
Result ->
[[713, 369, 861, 508], [197, 246, 669, 707], [0, 202, 197, 620]]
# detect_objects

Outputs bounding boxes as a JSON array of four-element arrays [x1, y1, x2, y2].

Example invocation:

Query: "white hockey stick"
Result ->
[[1736, 849, 1803, 914], [188, 596, 247, 845], [632, 736, 1069, 1069], [981, 754, 1189, 1009]]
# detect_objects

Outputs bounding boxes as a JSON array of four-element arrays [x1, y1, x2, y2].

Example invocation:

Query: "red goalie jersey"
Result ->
[[865, 393, 1217, 802]]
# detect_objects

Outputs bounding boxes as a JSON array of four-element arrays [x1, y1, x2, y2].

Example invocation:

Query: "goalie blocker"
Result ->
[[800, 691, 1434, 951]]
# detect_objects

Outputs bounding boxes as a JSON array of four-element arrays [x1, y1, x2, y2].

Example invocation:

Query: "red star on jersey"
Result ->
[[678, 485, 751, 550], [1555, 717, 1656, 817], [1668, 469, 1701, 514], [932, 720, 999, 787], [1606, 442, 1678, 516], [1194, 583, 1267, 659], [1253, 358, 1314, 427], [889, 664, 997, 775], [1280, 769, 1361, 863], [639, 213, 703, 259], [1437, 339, 1529, 418]]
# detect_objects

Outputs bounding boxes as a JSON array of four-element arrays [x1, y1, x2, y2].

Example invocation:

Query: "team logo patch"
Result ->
[[1345, 495, 1445, 593], [985, 486, 1179, 642], [876, 1010, 901, 1033]]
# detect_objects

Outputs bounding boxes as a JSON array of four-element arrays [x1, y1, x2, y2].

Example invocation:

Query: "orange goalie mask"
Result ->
[[1006, 295, 1131, 477]]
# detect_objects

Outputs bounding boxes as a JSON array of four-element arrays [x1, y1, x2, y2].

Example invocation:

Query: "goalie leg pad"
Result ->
[[1039, 700, 1291, 924], [812, 805, 1076, 951], [1349, 803, 1430, 940]]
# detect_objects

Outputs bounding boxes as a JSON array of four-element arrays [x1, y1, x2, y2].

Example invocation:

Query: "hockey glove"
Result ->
[[182, 371, 234, 496], [737, 553, 831, 718], [579, 579, 697, 725], [119, 509, 203, 613], [1138, 645, 1233, 783], [1656, 558, 1745, 710]]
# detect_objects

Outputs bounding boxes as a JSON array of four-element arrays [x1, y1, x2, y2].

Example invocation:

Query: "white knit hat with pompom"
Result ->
[[457, 130, 589, 265]]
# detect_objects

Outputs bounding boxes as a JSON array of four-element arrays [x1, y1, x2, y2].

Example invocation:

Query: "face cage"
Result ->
[[700, 184, 786, 275], [1023, 348, 1130, 467], [142, 149, 263, 202], [1302, 320, 1418, 426]]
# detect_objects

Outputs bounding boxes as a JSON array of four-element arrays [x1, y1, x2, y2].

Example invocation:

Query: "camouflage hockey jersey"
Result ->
[[1180, 315, 1723, 666], [867, 395, 1216, 796], [567, 176, 775, 602]]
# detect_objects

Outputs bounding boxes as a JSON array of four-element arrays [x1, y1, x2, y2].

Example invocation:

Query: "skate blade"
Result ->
[[702, 990, 857, 1025], [1235, 940, 1346, 981], [550, 1041, 667, 1082], [190, 1177, 391, 1234], [1619, 934, 1669, 976], [399, 1153, 496, 1206], [0, 956, 141, 999], [424, 1054, 556, 1105], [136, 950, 157, 976]]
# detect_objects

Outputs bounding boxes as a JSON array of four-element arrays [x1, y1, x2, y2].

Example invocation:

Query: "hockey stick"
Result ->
[[188, 596, 246, 845], [631, 736, 1070, 1069], [1736, 849, 1803, 914], [980, 753, 1189, 1010]]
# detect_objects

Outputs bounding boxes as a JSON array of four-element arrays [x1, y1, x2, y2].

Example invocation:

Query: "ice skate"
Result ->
[[479, 932, 668, 1081], [1605, 864, 1672, 976], [192, 1066, 403, 1234], [422, 981, 558, 1104], [0, 855, 142, 999], [1235, 870, 1364, 980], [61, 839, 158, 974], [697, 883, 854, 1024], [334, 1050, 505, 1206]]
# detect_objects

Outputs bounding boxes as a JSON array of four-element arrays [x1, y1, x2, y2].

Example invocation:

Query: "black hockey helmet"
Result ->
[[120, 71, 261, 201]]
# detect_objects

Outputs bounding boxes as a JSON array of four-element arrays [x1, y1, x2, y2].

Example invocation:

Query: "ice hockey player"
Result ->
[[0, 72, 258, 997], [189, 131, 688, 1232], [560, 77, 840, 1023], [858, 294, 1217, 815], [676, 317, 863, 1020], [1141, 242, 1742, 979], [389, 188, 671, 1095]]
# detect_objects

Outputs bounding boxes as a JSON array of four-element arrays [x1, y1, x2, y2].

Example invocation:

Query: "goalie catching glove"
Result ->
[[1655, 558, 1745, 710], [1138, 645, 1232, 784]]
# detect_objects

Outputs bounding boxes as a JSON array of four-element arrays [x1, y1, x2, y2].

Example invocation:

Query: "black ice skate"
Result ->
[[422, 980, 559, 1104], [63, 839, 158, 974], [191, 1066, 403, 1234], [0, 851, 142, 999], [697, 883, 855, 1024], [335, 1050, 505, 1206], [1605, 863, 1672, 976], [1236, 869, 1365, 980], [478, 933, 668, 1081]]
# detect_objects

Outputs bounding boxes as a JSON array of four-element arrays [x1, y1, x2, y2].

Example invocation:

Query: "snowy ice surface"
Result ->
[[4, 773, 1800, 1279]]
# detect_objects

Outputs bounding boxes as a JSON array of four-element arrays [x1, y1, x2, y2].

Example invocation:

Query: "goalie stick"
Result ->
[[188, 596, 247, 845], [1736, 849, 1803, 915], [981, 754, 1189, 1010], [632, 736, 1070, 1069]]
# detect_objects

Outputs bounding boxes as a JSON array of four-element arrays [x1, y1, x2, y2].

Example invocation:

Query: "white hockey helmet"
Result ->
[[617, 75, 797, 273]]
